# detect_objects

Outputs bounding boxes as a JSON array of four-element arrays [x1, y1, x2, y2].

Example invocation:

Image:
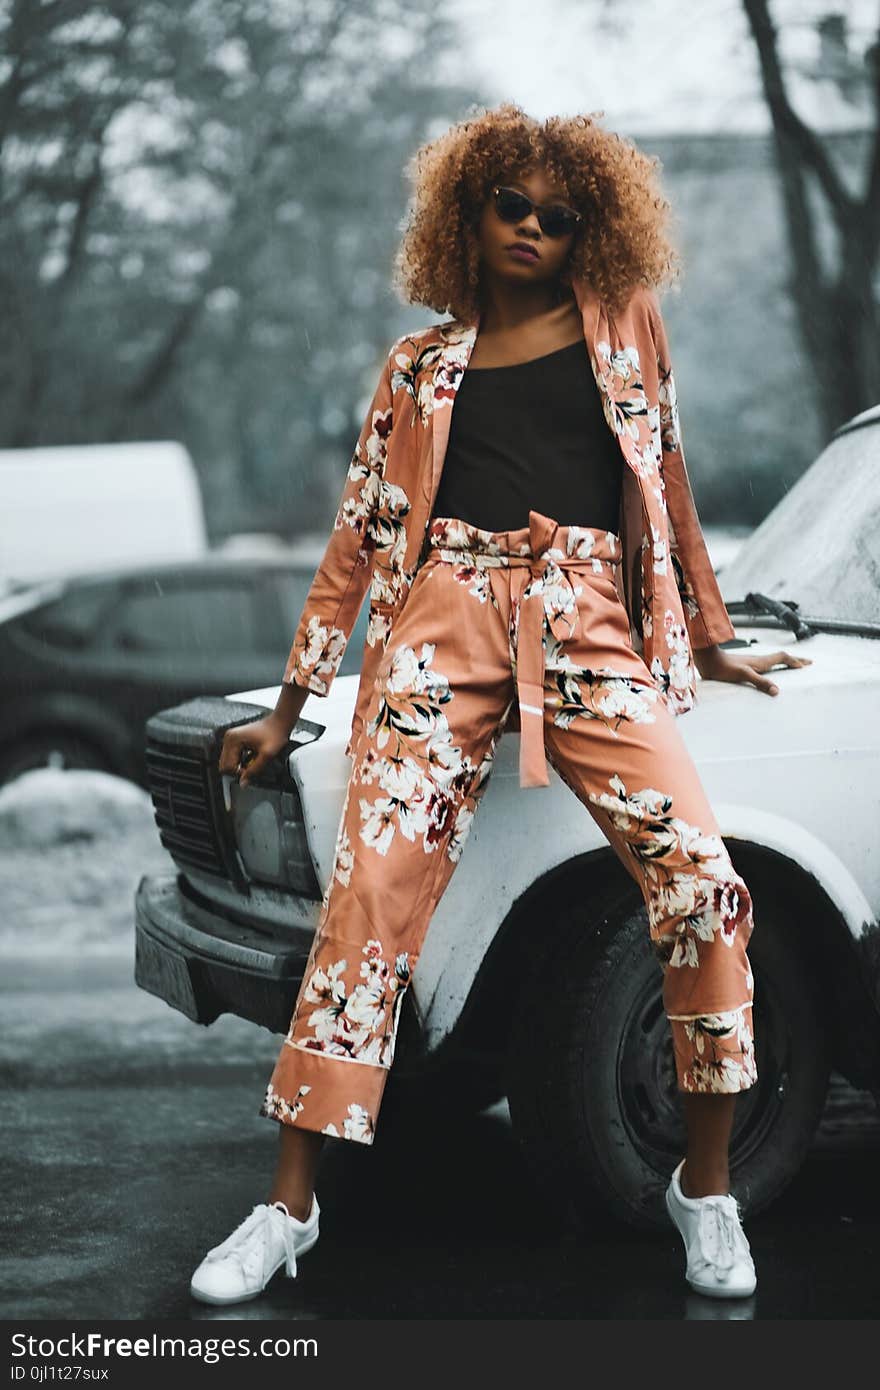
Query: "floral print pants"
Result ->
[[261, 510, 757, 1146]]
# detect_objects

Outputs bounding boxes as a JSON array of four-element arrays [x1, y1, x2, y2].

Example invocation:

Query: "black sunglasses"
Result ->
[[490, 184, 582, 238]]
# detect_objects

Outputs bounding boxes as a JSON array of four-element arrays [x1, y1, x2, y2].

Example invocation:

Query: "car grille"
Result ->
[[145, 744, 228, 877], [143, 696, 276, 887], [143, 696, 326, 895]]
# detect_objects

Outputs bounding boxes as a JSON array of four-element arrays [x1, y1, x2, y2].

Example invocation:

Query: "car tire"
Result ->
[[0, 732, 112, 786], [504, 880, 831, 1231]]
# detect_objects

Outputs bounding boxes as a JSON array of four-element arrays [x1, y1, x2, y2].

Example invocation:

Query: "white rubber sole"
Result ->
[[665, 1189, 757, 1300], [685, 1271, 757, 1300], [189, 1227, 320, 1306]]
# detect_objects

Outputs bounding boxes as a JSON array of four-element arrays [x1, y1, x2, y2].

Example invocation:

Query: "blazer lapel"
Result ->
[[428, 318, 479, 513], [571, 276, 645, 482], [571, 276, 657, 651]]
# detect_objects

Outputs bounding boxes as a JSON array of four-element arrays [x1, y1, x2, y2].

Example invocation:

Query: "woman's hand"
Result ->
[[693, 643, 813, 697], [218, 713, 293, 788]]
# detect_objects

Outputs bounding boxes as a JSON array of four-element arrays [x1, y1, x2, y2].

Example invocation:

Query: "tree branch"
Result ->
[[743, 0, 856, 228]]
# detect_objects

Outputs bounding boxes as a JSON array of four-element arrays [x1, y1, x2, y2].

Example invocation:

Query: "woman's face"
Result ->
[[476, 164, 578, 288]]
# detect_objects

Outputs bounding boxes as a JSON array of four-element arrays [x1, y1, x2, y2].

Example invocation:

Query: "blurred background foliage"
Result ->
[[1, 0, 878, 539], [0, 0, 476, 535]]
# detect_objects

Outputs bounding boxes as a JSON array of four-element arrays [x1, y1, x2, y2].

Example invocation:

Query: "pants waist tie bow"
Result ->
[[431, 510, 621, 790]]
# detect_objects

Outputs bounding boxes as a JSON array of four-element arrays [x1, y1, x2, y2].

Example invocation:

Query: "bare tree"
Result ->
[[744, 0, 880, 434], [0, 0, 477, 532]]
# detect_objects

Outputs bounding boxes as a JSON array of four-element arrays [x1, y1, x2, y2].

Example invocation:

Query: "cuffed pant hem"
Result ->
[[669, 1005, 757, 1095], [259, 1045, 390, 1145]]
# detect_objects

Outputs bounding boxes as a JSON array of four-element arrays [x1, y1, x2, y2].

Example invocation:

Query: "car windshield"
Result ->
[[718, 415, 880, 625]]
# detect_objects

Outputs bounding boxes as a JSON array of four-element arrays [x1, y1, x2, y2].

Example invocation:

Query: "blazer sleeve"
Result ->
[[281, 349, 394, 696], [645, 290, 736, 650]]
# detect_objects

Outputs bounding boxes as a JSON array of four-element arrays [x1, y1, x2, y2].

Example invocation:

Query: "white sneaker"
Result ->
[[665, 1160, 756, 1299], [190, 1195, 320, 1306]]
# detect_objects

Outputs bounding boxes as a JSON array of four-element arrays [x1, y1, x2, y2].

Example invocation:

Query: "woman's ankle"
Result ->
[[269, 1191, 314, 1221], [680, 1159, 730, 1199]]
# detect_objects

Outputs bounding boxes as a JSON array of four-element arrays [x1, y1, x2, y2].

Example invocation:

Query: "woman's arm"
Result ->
[[282, 350, 394, 698], [644, 290, 812, 697]]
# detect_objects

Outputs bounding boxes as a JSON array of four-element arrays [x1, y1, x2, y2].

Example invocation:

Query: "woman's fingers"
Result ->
[[218, 724, 283, 786], [745, 664, 780, 696], [219, 728, 257, 777], [218, 731, 241, 776], [239, 746, 273, 788], [760, 650, 813, 669], [738, 649, 812, 696]]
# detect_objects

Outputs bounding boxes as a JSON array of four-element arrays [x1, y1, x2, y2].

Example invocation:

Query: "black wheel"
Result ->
[[505, 880, 830, 1231], [0, 732, 111, 786]]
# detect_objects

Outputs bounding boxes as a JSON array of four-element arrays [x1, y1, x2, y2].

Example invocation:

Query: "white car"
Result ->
[[135, 405, 880, 1230]]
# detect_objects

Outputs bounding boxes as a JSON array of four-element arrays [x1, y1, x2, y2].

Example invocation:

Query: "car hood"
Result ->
[[229, 625, 879, 751], [717, 419, 880, 625], [226, 674, 363, 736]]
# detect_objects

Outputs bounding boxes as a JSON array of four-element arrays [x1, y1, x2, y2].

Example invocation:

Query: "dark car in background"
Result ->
[[0, 549, 368, 788]]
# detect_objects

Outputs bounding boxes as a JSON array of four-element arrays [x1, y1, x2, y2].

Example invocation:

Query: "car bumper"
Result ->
[[134, 872, 313, 1034]]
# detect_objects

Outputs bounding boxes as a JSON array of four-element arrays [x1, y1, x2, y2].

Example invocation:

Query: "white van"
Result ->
[[0, 441, 208, 590]]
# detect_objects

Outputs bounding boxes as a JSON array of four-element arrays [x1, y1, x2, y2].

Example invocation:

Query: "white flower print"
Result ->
[[651, 523, 668, 577], [368, 479, 411, 567], [303, 958, 348, 1007], [446, 559, 500, 607], [261, 1081, 311, 1124], [292, 941, 412, 1066], [658, 356, 682, 453], [544, 666, 660, 733], [343, 982, 385, 1029], [447, 801, 474, 863], [357, 742, 468, 857], [650, 609, 696, 712], [366, 606, 394, 648], [320, 1106, 377, 1144], [333, 827, 353, 887], [358, 795, 397, 856], [587, 772, 752, 970], [392, 326, 475, 425], [537, 555, 582, 634], [342, 1103, 375, 1143], [297, 614, 347, 694], [565, 527, 597, 560], [675, 1007, 757, 1094], [389, 642, 443, 699], [595, 679, 661, 724]]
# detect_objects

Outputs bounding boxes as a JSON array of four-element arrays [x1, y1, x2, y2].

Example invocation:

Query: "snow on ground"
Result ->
[[0, 767, 280, 1075], [0, 768, 174, 958]]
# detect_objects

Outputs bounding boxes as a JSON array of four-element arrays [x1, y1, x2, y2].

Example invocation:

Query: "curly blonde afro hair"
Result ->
[[393, 102, 682, 323]]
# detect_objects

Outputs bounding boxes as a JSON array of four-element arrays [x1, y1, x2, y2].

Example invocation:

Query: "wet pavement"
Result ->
[[2, 951, 880, 1321]]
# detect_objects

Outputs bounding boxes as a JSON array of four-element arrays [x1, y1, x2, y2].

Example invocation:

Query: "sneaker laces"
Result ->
[[694, 1195, 750, 1275], [203, 1203, 298, 1280]]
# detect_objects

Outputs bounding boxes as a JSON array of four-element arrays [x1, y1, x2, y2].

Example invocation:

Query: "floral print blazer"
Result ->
[[283, 275, 736, 759]]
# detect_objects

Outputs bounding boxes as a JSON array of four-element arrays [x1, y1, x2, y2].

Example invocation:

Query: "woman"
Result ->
[[190, 104, 811, 1306]]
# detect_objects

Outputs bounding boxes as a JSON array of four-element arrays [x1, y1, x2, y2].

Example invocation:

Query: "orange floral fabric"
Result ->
[[261, 513, 756, 1146]]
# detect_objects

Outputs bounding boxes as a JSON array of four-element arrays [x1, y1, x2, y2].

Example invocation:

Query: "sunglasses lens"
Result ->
[[494, 187, 531, 223], [539, 207, 578, 237]]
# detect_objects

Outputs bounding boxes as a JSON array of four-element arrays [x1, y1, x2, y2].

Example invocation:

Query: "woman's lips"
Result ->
[[507, 244, 539, 262]]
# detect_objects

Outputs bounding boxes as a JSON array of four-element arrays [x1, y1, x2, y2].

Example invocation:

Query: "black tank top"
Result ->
[[431, 337, 623, 533]]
